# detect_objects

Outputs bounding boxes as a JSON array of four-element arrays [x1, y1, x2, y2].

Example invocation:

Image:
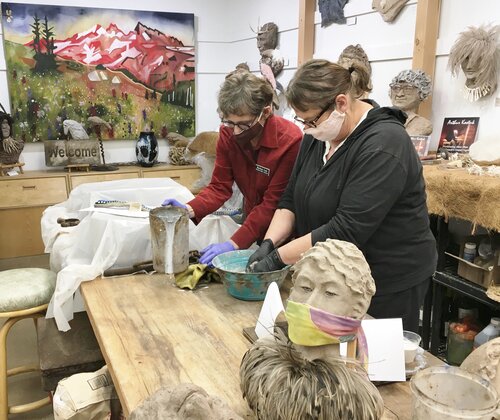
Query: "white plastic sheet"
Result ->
[[43, 178, 240, 331]]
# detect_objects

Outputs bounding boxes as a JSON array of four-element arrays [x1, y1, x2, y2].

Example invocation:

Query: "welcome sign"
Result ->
[[44, 140, 101, 166]]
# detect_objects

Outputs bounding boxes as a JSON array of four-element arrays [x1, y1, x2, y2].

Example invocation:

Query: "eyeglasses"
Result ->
[[294, 101, 335, 128], [221, 111, 262, 132], [390, 83, 417, 95]]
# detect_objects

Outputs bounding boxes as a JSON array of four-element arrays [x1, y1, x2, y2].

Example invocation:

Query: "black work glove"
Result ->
[[249, 249, 286, 273], [246, 239, 275, 270]]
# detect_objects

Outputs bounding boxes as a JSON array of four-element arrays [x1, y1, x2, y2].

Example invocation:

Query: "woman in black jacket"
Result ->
[[249, 59, 437, 332]]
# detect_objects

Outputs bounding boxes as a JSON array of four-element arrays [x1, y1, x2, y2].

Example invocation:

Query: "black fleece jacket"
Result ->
[[279, 102, 437, 295]]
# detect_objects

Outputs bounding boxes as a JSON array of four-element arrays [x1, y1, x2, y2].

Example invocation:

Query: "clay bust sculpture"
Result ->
[[389, 69, 433, 136], [256, 22, 278, 54], [372, 0, 409, 22], [240, 239, 384, 420], [461, 337, 500, 395], [0, 110, 24, 165], [128, 383, 243, 420], [448, 24, 500, 102], [338, 44, 373, 99]]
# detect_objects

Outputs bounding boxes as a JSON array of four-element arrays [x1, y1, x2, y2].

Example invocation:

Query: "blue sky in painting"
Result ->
[[1, 2, 195, 45]]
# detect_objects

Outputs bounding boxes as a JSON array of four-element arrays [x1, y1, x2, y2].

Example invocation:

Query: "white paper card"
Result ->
[[255, 282, 285, 339], [362, 318, 406, 382]]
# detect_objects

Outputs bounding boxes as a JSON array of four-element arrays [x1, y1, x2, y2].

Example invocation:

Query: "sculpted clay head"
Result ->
[[338, 44, 373, 98], [289, 239, 375, 319], [257, 22, 278, 54], [239, 241, 383, 420], [0, 113, 13, 139], [128, 383, 242, 420], [389, 69, 432, 113], [461, 337, 500, 395], [389, 69, 433, 135], [448, 24, 499, 101]]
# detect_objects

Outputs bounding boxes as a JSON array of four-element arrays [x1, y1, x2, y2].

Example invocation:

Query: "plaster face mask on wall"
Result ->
[[304, 109, 345, 142]]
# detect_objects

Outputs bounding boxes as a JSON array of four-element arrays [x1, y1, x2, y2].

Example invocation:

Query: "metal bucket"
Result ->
[[149, 206, 189, 274], [410, 366, 499, 419]]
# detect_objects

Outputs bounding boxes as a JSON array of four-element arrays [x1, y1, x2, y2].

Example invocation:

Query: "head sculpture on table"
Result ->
[[448, 24, 500, 101], [389, 69, 433, 136], [240, 239, 383, 420]]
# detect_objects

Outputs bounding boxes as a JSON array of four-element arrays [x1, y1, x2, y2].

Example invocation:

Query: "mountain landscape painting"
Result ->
[[1, 3, 195, 141]]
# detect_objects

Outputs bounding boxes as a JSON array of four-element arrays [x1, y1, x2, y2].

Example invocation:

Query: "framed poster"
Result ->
[[1, 3, 195, 141], [438, 117, 480, 153]]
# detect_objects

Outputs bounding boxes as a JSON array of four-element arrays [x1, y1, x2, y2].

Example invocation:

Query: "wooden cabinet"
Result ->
[[0, 165, 200, 259], [0, 172, 68, 259], [69, 168, 141, 190], [141, 165, 201, 189]]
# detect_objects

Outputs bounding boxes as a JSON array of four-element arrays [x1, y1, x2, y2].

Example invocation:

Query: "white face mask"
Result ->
[[304, 110, 345, 142]]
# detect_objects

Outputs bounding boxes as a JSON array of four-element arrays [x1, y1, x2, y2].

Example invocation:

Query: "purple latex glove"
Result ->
[[200, 241, 235, 265], [161, 198, 187, 209]]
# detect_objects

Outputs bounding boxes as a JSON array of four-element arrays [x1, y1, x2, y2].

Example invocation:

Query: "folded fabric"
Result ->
[[175, 263, 220, 290]]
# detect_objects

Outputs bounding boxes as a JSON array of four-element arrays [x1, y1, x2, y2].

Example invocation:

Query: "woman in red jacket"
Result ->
[[162, 71, 302, 265]]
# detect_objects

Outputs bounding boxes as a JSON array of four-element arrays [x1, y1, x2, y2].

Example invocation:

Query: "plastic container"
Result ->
[[403, 330, 422, 364], [463, 242, 477, 262], [149, 206, 189, 274], [410, 366, 499, 419], [473, 317, 500, 350], [446, 309, 480, 365]]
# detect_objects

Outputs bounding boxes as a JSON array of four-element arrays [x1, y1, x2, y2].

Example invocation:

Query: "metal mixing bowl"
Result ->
[[212, 250, 289, 301]]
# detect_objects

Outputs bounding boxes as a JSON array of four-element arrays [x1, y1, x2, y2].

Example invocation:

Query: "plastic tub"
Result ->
[[212, 250, 289, 301], [410, 366, 499, 419]]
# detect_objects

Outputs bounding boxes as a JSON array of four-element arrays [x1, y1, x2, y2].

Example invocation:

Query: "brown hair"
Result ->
[[286, 59, 371, 112], [218, 71, 274, 117], [338, 44, 373, 98]]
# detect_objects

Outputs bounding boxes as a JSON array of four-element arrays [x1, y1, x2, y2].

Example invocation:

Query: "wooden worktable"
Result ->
[[81, 274, 443, 419]]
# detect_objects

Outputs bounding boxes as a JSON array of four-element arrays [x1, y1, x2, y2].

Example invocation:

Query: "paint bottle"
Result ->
[[473, 317, 500, 350], [463, 242, 477, 263]]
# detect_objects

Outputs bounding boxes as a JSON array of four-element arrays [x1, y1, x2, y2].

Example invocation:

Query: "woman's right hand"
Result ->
[[246, 239, 275, 270], [161, 198, 187, 209]]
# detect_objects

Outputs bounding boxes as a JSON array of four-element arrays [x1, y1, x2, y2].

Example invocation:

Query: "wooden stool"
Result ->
[[0, 268, 56, 420]]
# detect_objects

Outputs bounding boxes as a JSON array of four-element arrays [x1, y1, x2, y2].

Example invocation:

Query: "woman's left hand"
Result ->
[[200, 241, 235, 265]]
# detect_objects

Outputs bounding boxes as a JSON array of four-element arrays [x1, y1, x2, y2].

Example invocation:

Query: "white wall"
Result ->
[[2, 0, 499, 169], [312, 0, 500, 150]]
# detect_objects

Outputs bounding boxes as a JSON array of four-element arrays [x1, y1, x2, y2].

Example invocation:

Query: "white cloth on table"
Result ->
[[42, 178, 240, 331]]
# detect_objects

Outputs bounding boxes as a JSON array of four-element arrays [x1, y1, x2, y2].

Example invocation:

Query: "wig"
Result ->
[[240, 331, 384, 420], [390, 69, 432, 101], [448, 24, 500, 101]]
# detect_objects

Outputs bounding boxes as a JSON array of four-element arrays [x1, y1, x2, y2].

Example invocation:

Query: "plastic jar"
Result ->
[[447, 309, 480, 365], [473, 317, 500, 349], [463, 242, 477, 262], [410, 366, 499, 419]]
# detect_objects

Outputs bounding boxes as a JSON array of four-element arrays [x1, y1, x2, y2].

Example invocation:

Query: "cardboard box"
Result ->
[[446, 235, 500, 289]]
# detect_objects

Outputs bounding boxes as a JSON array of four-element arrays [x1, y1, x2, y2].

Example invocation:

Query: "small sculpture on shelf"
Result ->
[[389, 69, 433, 136], [0, 104, 25, 173], [87, 116, 118, 171]]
